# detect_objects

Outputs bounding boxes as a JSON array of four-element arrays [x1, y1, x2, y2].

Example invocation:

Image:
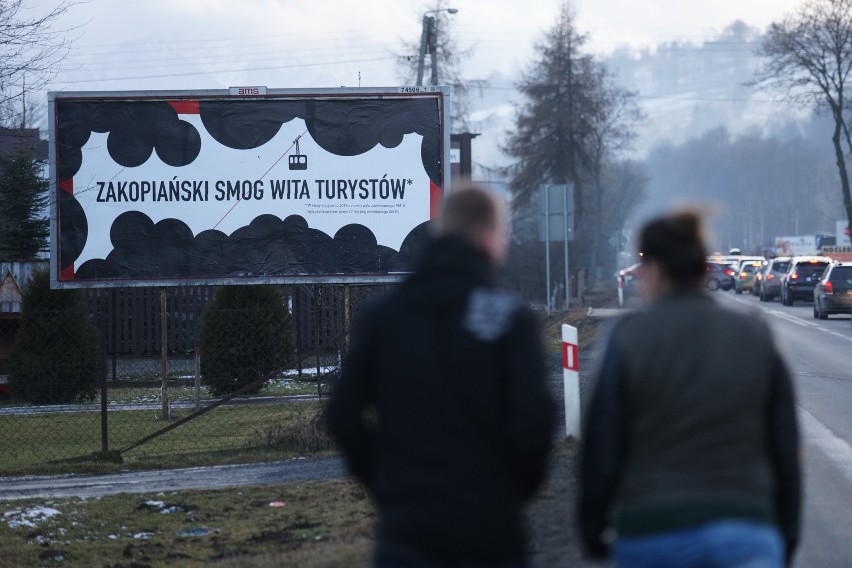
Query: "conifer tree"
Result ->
[[200, 285, 294, 396], [9, 269, 105, 404], [0, 144, 49, 259]]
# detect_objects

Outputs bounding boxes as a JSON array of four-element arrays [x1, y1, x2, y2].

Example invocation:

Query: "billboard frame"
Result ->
[[49, 86, 451, 289]]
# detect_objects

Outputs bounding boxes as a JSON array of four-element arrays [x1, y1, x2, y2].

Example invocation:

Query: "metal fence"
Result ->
[[0, 283, 389, 473]]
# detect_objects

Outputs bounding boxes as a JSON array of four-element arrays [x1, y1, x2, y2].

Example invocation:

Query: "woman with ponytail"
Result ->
[[578, 211, 801, 568]]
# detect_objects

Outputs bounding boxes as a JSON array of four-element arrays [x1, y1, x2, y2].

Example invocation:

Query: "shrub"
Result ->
[[9, 269, 105, 404], [199, 285, 294, 396]]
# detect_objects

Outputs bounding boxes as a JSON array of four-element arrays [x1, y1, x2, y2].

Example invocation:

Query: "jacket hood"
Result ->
[[402, 235, 495, 309]]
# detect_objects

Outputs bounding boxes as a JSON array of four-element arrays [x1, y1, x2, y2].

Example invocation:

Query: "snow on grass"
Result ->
[[3, 506, 61, 529]]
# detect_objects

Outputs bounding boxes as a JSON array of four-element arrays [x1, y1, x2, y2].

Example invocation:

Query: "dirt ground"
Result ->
[[527, 351, 609, 568]]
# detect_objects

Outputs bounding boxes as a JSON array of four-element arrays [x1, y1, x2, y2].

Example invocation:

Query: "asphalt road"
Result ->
[[716, 290, 852, 567]]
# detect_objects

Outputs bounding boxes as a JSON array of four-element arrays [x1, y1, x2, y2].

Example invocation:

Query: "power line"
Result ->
[[56, 56, 398, 85]]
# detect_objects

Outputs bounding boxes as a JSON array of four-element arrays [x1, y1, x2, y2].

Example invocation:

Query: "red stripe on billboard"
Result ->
[[60, 264, 75, 281], [58, 178, 73, 195], [168, 100, 200, 114], [430, 180, 442, 219]]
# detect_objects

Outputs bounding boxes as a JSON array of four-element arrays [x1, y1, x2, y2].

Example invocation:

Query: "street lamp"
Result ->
[[416, 8, 458, 86]]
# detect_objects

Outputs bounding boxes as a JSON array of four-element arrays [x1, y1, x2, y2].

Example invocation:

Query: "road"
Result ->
[[0, 456, 345, 501], [716, 290, 852, 567]]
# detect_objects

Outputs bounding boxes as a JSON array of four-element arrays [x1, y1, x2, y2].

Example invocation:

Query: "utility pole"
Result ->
[[429, 20, 439, 85], [416, 8, 458, 86], [416, 16, 433, 85]]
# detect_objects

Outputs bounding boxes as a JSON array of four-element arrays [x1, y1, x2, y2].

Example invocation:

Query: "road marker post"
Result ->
[[562, 324, 581, 440]]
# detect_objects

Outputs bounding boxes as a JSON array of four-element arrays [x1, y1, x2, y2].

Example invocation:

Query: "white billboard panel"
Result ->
[[774, 235, 817, 257], [49, 88, 450, 288]]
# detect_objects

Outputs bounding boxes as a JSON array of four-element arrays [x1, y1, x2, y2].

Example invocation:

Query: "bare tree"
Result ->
[[0, 1, 78, 124], [585, 72, 643, 280], [754, 0, 852, 234], [397, 0, 485, 131]]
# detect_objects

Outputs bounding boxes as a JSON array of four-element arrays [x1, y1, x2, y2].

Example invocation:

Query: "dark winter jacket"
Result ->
[[327, 235, 556, 564], [578, 291, 801, 563]]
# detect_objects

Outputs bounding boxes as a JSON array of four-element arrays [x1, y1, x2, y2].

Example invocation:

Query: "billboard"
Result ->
[[49, 87, 450, 288], [774, 235, 817, 257]]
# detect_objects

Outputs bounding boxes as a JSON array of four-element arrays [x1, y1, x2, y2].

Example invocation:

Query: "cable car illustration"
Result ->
[[289, 136, 308, 170]]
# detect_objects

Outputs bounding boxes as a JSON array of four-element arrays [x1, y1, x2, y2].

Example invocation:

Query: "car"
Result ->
[[813, 262, 852, 319], [734, 261, 764, 295], [752, 260, 769, 296], [706, 261, 736, 291], [780, 256, 832, 306], [759, 257, 792, 302]]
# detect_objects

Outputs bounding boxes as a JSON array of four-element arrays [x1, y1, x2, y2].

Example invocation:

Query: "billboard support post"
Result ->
[[343, 283, 351, 350], [160, 287, 170, 420]]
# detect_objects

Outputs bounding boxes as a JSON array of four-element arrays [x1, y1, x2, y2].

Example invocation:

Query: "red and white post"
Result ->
[[562, 324, 581, 439]]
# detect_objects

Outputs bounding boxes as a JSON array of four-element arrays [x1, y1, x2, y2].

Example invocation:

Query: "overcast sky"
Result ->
[[20, 0, 808, 171], [37, 0, 803, 93]]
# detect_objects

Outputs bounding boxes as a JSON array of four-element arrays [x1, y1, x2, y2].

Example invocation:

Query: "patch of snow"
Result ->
[[3, 507, 62, 529]]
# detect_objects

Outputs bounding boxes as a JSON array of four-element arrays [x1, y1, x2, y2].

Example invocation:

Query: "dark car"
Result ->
[[813, 262, 852, 319], [706, 261, 736, 291], [780, 256, 831, 306], [760, 257, 792, 302]]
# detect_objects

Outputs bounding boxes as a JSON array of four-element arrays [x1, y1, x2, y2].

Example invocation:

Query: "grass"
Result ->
[[541, 285, 618, 354], [0, 402, 335, 476], [0, 480, 375, 567], [0, 298, 615, 566], [0, 375, 334, 409]]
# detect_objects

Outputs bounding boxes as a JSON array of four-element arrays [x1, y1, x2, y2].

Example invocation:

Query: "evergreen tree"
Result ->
[[9, 269, 105, 404], [0, 144, 49, 259], [503, 1, 597, 207], [200, 285, 294, 396], [502, 1, 643, 284]]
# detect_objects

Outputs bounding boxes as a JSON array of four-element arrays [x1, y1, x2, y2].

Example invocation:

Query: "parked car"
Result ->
[[734, 261, 764, 295], [706, 261, 736, 291], [780, 256, 832, 306], [760, 257, 792, 302], [813, 262, 852, 319]]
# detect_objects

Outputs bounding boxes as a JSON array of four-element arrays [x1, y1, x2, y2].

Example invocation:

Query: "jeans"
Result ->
[[613, 520, 784, 568]]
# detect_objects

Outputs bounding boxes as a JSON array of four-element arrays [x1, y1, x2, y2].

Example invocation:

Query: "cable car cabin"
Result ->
[[289, 155, 308, 170]]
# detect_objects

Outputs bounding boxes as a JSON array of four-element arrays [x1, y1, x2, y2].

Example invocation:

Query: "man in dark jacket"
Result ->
[[327, 185, 556, 567]]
